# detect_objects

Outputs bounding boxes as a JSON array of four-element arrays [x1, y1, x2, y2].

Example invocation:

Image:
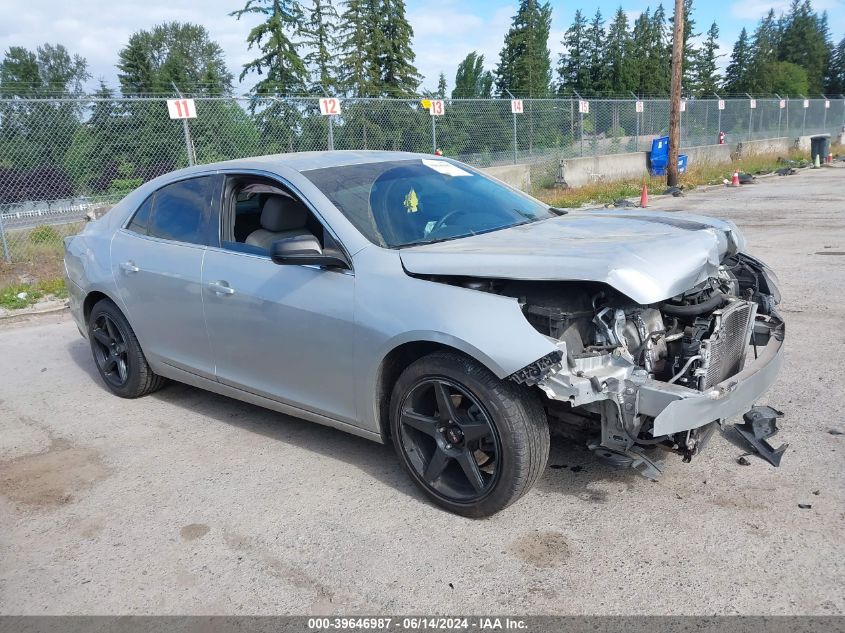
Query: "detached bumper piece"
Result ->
[[733, 405, 788, 466]]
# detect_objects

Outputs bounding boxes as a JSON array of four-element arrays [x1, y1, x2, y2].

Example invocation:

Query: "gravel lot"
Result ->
[[1, 167, 843, 615]]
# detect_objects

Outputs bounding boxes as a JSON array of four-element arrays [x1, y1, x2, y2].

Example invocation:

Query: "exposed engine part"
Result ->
[[661, 290, 726, 316]]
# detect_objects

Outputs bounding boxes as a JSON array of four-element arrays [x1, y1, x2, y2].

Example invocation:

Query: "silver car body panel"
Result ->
[[64, 151, 783, 448], [400, 209, 746, 305]]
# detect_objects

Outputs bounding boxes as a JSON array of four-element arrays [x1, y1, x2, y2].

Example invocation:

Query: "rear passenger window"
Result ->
[[147, 176, 214, 245], [127, 195, 153, 235]]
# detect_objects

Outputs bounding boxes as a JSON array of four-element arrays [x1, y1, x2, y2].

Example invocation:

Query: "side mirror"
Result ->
[[270, 234, 349, 269]]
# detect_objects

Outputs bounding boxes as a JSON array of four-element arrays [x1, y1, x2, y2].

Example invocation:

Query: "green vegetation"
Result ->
[[29, 225, 61, 244], [536, 149, 807, 209], [0, 278, 67, 311]]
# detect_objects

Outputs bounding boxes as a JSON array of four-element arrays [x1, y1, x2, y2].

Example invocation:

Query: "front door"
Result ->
[[202, 250, 357, 423]]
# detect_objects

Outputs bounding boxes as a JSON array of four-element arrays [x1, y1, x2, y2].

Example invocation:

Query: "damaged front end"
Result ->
[[507, 253, 785, 478]]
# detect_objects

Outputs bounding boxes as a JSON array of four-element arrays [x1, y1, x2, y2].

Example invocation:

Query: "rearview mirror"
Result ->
[[270, 234, 349, 269]]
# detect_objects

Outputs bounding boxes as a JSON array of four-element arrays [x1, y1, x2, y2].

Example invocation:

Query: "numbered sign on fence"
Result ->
[[679, 100, 686, 112], [804, 99, 810, 108], [779, 99, 786, 109], [510, 99, 524, 114], [429, 100, 445, 116], [578, 100, 589, 114], [749, 99, 757, 109], [825, 100, 831, 109], [166, 98, 196, 119], [718, 99, 725, 110], [635, 101, 644, 113], [319, 97, 341, 116]]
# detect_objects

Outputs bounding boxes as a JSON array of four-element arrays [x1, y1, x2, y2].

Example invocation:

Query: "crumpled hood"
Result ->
[[399, 209, 746, 304]]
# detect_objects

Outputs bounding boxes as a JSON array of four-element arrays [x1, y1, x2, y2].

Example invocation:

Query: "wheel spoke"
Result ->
[[433, 381, 457, 422], [401, 408, 439, 437], [104, 317, 117, 341], [460, 420, 492, 444], [424, 448, 451, 483], [102, 354, 118, 373], [456, 449, 487, 493], [92, 328, 111, 347], [116, 358, 128, 382]]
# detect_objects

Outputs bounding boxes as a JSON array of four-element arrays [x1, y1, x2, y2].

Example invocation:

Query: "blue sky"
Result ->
[[1, 0, 842, 94]]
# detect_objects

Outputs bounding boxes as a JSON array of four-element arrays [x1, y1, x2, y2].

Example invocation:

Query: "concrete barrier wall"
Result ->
[[557, 152, 648, 188], [480, 163, 532, 190]]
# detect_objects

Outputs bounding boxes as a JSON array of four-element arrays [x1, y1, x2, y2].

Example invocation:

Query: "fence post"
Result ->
[[775, 94, 782, 138], [320, 88, 335, 151], [171, 83, 195, 166], [431, 115, 437, 154], [713, 92, 722, 140], [745, 93, 753, 142], [822, 94, 828, 133], [505, 89, 518, 164], [801, 94, 807, 137], [0, 211, 10, 264], [630, 92, 639, 152], [574, 91, 584, 158]]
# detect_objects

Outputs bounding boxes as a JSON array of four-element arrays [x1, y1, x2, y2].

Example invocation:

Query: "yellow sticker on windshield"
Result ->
[[404, 188, 419, 213]]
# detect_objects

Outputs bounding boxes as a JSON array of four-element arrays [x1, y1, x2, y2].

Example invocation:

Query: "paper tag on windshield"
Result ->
[[421, 159, 471, 177]]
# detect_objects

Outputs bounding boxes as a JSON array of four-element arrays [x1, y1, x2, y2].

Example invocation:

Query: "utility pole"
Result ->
[[171, 82, 195, 167], [667, 0, 684, 187]]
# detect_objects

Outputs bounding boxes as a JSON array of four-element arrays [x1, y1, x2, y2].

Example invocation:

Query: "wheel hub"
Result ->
[[444, 426, 464, 446]]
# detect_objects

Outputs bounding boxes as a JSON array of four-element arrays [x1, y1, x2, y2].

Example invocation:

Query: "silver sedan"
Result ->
[[64, 151, 785, 516]]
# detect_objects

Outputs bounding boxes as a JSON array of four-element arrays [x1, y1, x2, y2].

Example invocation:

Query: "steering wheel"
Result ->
[[427, 208, 472, 238]]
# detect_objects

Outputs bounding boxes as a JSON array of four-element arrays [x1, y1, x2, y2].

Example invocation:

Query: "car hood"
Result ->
[[399, 209, 746, 305]]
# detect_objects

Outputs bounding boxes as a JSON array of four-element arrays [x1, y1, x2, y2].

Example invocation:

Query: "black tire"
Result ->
[[389, 351, 549, 518], [87, 298, 166, 398]]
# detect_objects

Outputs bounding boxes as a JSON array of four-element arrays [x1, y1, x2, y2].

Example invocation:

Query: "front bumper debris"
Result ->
[[733, 405, 788, 466]]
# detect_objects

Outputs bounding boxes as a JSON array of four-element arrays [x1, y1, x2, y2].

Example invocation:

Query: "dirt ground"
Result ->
[[0, 167, 843, 615]]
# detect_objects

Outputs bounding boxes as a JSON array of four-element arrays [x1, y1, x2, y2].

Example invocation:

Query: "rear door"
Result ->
[[111, 175, 221, 378]]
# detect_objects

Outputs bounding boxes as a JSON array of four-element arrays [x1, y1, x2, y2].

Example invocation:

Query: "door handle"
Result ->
[[208, 281, 235, 296], [120, 261, 140, 273]]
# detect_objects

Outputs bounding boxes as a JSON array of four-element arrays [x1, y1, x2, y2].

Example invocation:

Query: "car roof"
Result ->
[[172, 150, 435, 177]]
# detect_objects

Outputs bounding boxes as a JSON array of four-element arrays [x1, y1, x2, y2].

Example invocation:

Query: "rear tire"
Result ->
[[389, 351, 549, 518], [87, 298, 166, 398]]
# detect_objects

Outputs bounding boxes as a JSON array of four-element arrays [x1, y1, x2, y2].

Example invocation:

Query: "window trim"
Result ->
[[214, 169, 354, 274]]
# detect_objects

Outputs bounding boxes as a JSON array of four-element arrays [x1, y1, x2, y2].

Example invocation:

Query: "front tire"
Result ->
[[389, 351, 549, 518], [87, 298, 165, 398]]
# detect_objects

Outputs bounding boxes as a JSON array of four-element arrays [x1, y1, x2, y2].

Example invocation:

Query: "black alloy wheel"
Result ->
[[398, 377, 501, 502], [91, 313, 129, 387]]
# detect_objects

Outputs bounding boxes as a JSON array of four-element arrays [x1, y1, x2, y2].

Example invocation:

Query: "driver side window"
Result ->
[[222, 175, 326, 256]]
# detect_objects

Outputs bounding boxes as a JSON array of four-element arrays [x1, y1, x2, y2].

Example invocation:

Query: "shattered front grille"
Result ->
[[701, 301, 756, 389]]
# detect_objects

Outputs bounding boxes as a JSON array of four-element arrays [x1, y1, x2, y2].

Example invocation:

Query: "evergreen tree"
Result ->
[[826, 36, 845, 94], [693, 22, 722, 96], [747, 10, 781, 93], [117, 23, 232, 95], [584, 9, 606, 94], [337, 0, 377, 96], [649, 4, 671, 93], [379, 0, 422, 96], [436, 72, 447, 98], [723, 27, 752, 93], [557, 9, 589, 94], [604, 8, 635, 95], [452, 52, 493, 98], [496, 0, 553, 97], [778, 0, 830, 93], [303, 0, 340, 94], [230, 0, 307, 95]]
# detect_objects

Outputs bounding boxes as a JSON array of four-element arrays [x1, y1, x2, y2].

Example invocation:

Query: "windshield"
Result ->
[[301, 159, 556, 248]]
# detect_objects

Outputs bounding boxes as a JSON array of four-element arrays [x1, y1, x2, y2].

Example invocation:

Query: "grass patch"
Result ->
[[0, 278, 67, 311], [537, 149, 808, 208]]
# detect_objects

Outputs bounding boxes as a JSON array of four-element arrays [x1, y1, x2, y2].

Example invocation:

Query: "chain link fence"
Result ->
[[1, 94, 843, 268]]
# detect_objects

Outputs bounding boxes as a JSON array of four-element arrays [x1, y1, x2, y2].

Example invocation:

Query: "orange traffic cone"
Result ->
[[640, 182, 648, 208], [827, 152, 833, 164], [730, 171, 740, 186]]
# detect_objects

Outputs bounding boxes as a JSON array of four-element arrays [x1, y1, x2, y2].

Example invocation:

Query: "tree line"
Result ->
[[1, 0, 843, 203]]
